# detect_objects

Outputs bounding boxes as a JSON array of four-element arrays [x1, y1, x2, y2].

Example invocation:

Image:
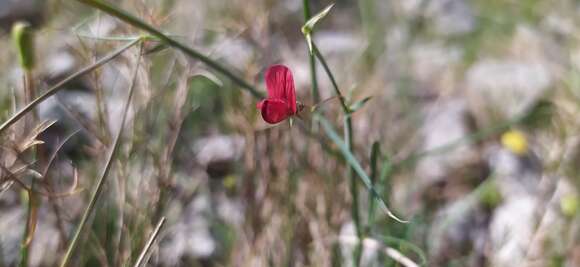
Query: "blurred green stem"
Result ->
[[311, 40, 362, 264], [76, 0, 263, 99], [302, 0, 320, 104], [312, 43, 347, 110]]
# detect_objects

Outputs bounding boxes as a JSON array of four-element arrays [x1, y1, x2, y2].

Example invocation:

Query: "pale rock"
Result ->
[[489, 195, 538, 267], [410, 41, 461, 88], [429, 196, 488, 266], [194, 134, 245, 167], [160, 193, 217, 264], [416, 99, 475, 186], [425, 0, 476, 36], [466, 59, 552, 119]]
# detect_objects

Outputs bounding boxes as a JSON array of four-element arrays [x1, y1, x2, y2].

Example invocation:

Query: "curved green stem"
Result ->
[[76, 0, 263, 99]]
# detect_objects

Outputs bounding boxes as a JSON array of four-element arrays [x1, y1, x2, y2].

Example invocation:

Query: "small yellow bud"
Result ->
[[501, 130, 528, 155], [222, 175, 237, 190]]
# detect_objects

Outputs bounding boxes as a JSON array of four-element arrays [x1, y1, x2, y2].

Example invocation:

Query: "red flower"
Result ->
[[257, 65, 302, 124]]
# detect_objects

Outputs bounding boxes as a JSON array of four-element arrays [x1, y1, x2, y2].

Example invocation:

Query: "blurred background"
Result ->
[[0, 0, 579, 266]]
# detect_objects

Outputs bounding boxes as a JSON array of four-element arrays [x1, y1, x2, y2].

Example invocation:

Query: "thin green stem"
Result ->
[[312, 39, 363, 265], [302, 0, 320, 103], [312, 42, 348, 112], [317, 115, 407, 223], [59, 42, 143, 267], [76, 0, 263, 99], [0, 38, 140, 135], [345, 115, 362, 266], [19, 63, 42, 267]]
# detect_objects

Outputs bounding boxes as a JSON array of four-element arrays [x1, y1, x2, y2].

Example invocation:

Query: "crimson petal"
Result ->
[[265, 65, 297, 114], [260, 98, 292, 124]]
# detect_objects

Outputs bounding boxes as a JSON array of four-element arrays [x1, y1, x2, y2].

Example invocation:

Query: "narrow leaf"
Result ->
[[316, 115, 407, 223], [349, 96, 372, 113], [301, 3, 334, 35], [366, 141, 380, 230]]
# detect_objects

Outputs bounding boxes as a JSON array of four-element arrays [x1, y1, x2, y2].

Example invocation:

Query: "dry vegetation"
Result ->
[[1, 0, 580, 266]]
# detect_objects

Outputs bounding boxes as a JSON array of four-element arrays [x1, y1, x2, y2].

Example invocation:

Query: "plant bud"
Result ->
[[12, 21, 35, 71]]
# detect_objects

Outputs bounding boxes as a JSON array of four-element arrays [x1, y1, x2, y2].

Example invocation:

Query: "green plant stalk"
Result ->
[[17, 36, 39, 266], [59, 43, 143, 267], [369, 158, 392, 227], [76, 0, 263, 99], [366, 142, 380, 235], [317, 115, 407, 223], [345, 115, 363, 267], [0, 38, 140, 135], [302, 0, 320, 104], [312, 43, 348, 112], [311, 39, 363, 265], [18, 73, 31, 267]]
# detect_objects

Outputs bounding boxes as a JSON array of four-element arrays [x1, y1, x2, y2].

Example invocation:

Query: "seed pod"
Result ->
[[12, 21, 35, 71]]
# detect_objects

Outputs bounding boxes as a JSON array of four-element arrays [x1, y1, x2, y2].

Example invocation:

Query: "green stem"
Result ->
[[312, 43, 348, 112], [0, 38, 140, 135], [59, 42, 143, 267], [346, 116, 363, 267], [302, 0, 320, 103], [312, 39, 362, 265], [76, 0, 263, 99]]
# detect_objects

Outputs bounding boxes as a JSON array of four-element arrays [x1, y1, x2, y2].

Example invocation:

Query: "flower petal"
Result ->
[[256, 99, 265, 109], [265, 65, 297, 114], [260, 98, 292, 124]]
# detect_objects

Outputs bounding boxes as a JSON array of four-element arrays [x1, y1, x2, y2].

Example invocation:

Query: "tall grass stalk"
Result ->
[[58, 42, 143, 267], [13, 21, 40, 267]]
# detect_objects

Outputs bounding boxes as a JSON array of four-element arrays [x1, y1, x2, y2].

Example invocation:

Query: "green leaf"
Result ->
[[302, 2, 334, 54], [301, 3, 334, 35], [316, 114, 407, 223], [366, 141, 380, 231], [349, 96, 372, 113]]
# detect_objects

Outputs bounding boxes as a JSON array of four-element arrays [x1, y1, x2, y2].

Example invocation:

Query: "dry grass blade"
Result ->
[[0, 38, 140, 135], [41, 130, 80, 177], [59, 43, 143, 267], [133, 217, 167, 267], [17, 120, 57, 152]]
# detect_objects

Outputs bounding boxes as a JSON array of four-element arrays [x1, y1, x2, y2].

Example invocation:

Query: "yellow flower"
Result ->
[[501, 130, 528, 155]]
